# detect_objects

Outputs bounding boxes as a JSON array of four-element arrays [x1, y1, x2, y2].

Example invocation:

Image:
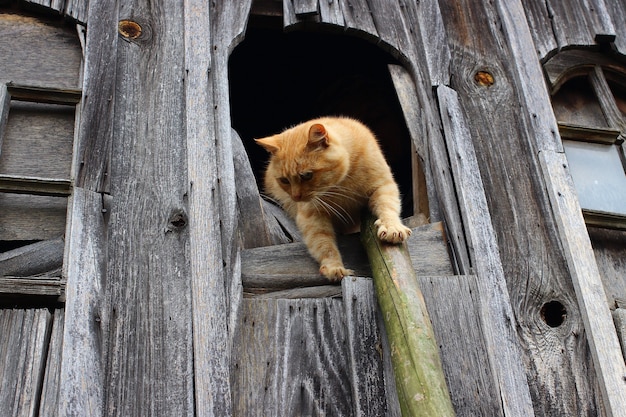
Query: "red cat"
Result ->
[[256, 117, 411, 281]]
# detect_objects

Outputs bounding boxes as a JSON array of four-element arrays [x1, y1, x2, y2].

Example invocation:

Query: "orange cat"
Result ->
[[256, 117, 411, 281]]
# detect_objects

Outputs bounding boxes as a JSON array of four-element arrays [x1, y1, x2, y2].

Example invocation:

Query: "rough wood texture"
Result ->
[[0, 193, 67, 241], [0, 237, 64, 277], [417, 275, 504, 417], [98, 1, 194, 415], [0, 308, 52, 416], [588, 227, 626, 308], [0, 12, 82, 89], [436, 85, 536, 416], [613, 308, 626, 362], [39, 308, 64, 416], [437, 0, 607, 412], [231, 298, 354, 416], [539, 149, 626, 417], [521, 0, 623, 59], [58, 188, 105, 416], [241, 222, 453, 292], [342, 277, 389, 416], [361, 213, 454, 417]]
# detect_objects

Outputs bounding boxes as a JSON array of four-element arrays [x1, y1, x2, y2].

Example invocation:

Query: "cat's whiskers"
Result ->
[[312, 195, 354, 225]]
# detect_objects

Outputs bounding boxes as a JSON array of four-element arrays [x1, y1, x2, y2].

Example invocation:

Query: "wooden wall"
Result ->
[[2, 0, 625, 416]]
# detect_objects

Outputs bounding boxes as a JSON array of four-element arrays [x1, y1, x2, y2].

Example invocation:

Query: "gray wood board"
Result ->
[[0, 237, 64, 277], [0, 308, 52, 416], [342, 277, 390, 416], [58, 187, 106, 416], [588, 227, 626, 309], [39, 308, 65, 416], [98, 1, 194, 415], [437, 0, 608, 412], [241, 221, 453, 290], [231, 298, 353, 416], [417, 275, 503, 417], [0, 12, 82, 89], [437, 85, 535, 416], [0, 193, 67, 241]]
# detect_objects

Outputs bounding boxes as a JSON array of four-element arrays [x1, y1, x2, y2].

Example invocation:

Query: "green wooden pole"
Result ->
[[360, 212, 455, 417]]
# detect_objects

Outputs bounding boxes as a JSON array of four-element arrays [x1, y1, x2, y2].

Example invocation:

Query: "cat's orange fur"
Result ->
[[256, 116, 411, 281]]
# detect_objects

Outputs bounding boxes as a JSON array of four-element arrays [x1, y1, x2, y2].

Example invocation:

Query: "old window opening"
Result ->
[[549, 58, 626, 229], [229, 25, 425, 232], [0, 8, 82, 305]]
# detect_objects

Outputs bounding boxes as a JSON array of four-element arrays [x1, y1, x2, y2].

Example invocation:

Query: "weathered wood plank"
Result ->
[[99, 1, 194, 415], [495, 0, 563, 153], [0, 277, 63, 296], [58, 188, 105, 417], [338, 0, 378, 39], [0, 237, 64, 277], [0, 193, 67, 241], [73, 0, 116, 193], [613, 308, 626, 362], [0, 83, 10, 143], [0, 175, 71, 197], [241, 221, 452, 291], [231, 298, 353, 416], [246, 285, 342, 299], [318, 0, 344, 26], [437, 85, 536, 416], [360, 213, 454, 416], [418, 275, 504, 416], [400, 0, 450, 86], [293, 0, 318, 17], [342, 277, 389, 416], [539, 149, 626, 417], [0, 308, 52, 416], [233, 129, 290, 248], [185, 1, 240, 415], [588, 227, 626, 308], [39, 308, 64, 417], [0, 101, 75, 180], [0, 13, 82, 89]]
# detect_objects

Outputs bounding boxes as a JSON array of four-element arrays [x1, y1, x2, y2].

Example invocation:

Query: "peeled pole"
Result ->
[[360, 212, 455, 417]]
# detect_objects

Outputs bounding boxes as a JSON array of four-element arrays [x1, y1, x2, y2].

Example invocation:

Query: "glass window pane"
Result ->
[[563, 140, 626, 215]]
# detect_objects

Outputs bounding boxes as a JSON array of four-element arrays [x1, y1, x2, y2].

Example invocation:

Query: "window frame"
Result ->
[[546, 51, 626, 230]]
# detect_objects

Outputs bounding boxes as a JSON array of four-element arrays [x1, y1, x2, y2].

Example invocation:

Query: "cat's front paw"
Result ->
[[374, 219, 412, 244], [319, 262, 354, 282]]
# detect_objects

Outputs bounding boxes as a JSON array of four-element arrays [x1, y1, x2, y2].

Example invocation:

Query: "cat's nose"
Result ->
[[292, 192, 302, 201]]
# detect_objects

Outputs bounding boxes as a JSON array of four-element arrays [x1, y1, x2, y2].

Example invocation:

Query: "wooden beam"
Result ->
[[0, 175, 71, 197], [6, 83, 82, 105], [360, 212, 454, 417], [0, 277, 64, 297]]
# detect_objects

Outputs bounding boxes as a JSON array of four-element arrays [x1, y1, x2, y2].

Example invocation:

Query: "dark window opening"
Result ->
[[229, 27, 416, 217]]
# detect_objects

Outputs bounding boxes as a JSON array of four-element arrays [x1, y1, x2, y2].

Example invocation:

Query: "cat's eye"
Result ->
[[279, 177, 290, 185], [300, 172, 313, 181]]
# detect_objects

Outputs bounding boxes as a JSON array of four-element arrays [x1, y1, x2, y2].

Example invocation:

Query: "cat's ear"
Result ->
[[255, 136, 281, 154], [308, 124, 330, 150]]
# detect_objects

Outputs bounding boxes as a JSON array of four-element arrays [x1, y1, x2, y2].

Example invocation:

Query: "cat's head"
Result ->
[[256, 122, 349, 202]]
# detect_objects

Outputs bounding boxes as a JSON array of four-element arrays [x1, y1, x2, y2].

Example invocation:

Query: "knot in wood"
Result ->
[[167, 210, 188, 232], [474, 70, 494, 87], [118, 20, 142, 39]]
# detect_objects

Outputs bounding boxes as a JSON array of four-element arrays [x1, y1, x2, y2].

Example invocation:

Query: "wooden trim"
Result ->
[[0, 175, 72, 197], [558, 123, 622, 144], [0, 277, 64, 297], [436, 85, 536, 416], [583, 209, 626, 230], [589, 66, 626, 129], [6, 83, 82, 105]]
